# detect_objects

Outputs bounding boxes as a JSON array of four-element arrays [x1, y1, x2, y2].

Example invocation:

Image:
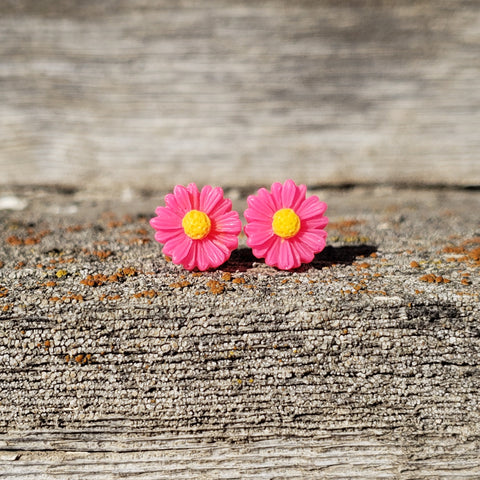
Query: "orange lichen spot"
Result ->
[[356, 262, 370, 269], [93, 250, 112, 260], [281, 278, 289, 284], [7, 230, 49, 246], [415, 289, 424, 294], [328, 219, 363, 233], [2, 305, 10, 312], [65, 355, 71, 363], [469, 247, 480, 261], [15, 261, 26, 270], [80, 274, 108, 287], [75, 354, 84, 363], [133, 290, 157, 299], [164, 255, 172, 262], [44, 340, 51, 349], [343, 329, 348, 335], [0, 286, 9, 298], [45, 281, 57, 287], [49, 296, 61, 302], [206, 280, 225, 294], [419, 274, 450, 284], [370, 252, 378, 258], [420, 274, 435, 283], [107, 219, 123, 229], [232, 277, 246, 285], [461, 278, 472, 285], [7, 236, 23, 246], [442, 246, 465, 255], [410, 261, 420, 268], [119, 267, 137, 277], [169, 281, 191, 289], [66, 225, 83, 233], [0, 261, 3, 269], [222, 272, 232, 282]]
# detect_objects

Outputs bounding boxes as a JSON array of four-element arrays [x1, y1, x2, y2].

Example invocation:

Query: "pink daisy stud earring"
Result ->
[[150, 183, 242, 271], [244, 179, 329, 270]]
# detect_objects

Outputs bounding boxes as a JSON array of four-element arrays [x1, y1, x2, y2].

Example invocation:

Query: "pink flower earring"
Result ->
[[244, 179, 329, 270], [150, 183, 242, 271]]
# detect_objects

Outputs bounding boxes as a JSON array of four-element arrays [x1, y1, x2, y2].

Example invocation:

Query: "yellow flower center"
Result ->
[[182, 210, 211, 240], [272, 208, 301, 239]]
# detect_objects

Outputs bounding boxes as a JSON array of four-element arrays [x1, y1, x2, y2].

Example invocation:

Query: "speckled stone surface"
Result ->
[[0, 185, 478, 442]]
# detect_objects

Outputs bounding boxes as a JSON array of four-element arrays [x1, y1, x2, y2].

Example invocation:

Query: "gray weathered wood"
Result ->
[[1, 432, 479, 479], [1, 0, 479, 189], [0, 185, 479, 476]]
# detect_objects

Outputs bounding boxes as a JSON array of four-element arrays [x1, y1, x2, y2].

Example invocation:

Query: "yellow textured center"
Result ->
[[182, 210, 211, 240], [272, 208, 301, 239]]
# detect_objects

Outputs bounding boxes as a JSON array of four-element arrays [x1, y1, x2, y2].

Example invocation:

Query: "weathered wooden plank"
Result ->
[[1, 1, 479, 188], [0, 185, 479, 476], [0, 432, 479, 479]]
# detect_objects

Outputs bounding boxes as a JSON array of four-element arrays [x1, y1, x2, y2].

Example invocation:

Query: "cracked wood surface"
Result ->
[[1, 0, 480, 189], [0, 185, 479, 477]]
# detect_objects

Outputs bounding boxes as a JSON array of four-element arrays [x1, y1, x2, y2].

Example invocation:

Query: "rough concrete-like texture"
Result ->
[[0, 185, 479, 477]]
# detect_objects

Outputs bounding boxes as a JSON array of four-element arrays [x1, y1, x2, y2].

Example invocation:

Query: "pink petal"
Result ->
[[297, 196, 328, 220], [213, 210, 242, 235], [186, 183, 201, 210], [296, 230, 327, 254], [150, 208, 182, 231], [277, 240, 302, 270], [154, 226, 184, 244], [200, 185, 224, 215], [163, 193, 188, 217], [291, 238, 315, 265], [244, 222, 274, 247], [210, 197, 234, 216], [170, 185, 194, 214], [244, 206, 273, 224], [249, 236, 276, 258], [214, 232, 239, 252], [280, 179, 306, 209], [181, 241, 198, 271], [302, 215, 329, 230], [194, 241, 212, 271], [246, 190, 276, 220], [270, 182, 284, 210], [264, 237, 283, 268], [163, 232, 193, 264], [202, 238, 231, 268]]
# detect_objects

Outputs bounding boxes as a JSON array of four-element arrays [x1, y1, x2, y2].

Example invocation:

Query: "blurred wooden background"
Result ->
[[1, 0, 479, 190]]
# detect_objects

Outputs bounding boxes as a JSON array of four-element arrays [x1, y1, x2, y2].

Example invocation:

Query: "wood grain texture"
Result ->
[[1, 0, 479, 189], [1, 432, 479, 479], [0, 186, 479, 477]]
